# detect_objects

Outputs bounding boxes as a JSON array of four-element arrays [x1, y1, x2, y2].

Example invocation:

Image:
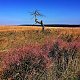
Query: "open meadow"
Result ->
[[0, 26, 80, 80]]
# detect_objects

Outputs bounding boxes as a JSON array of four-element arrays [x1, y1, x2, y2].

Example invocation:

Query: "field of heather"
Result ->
[[0, 26, 80, 80]]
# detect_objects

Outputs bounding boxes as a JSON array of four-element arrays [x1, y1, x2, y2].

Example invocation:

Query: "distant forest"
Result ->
[[19, 24, 80, 27]]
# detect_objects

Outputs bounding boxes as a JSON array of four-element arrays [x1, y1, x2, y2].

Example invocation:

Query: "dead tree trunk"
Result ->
[[41, 20, 44, 31], [35, 19, 44, 31]]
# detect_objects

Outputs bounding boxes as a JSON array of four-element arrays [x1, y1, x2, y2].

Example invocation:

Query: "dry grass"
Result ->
[[0, 26, 80, 51], [0, 25, 80, 33], [0, 26, 80, 80], [0, 26, 42, 32]]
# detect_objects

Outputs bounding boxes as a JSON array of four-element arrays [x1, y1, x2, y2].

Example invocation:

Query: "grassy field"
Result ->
[[0, 26, 80, 80]]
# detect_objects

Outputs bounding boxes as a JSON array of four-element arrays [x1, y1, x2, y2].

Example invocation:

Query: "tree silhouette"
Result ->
[[30, 10, 45, 31]]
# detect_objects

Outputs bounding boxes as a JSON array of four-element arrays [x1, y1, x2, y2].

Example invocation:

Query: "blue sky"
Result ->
[[0, 0, 80, 25]]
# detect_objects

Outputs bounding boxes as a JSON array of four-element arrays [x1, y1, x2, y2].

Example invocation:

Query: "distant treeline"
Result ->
[[19, 24, 80, 27]]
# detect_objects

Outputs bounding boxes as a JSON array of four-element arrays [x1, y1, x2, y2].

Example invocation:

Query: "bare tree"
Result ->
[[30, 10, 45, 31]]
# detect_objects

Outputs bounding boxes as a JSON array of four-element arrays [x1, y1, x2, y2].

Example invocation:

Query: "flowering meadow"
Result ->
[[0, 27, 80, 80]]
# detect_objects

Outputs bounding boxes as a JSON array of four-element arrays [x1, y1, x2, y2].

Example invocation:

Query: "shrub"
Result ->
[[1, 43, 52, 80], [60, 33, 74, 42], [1, 54, 48, 80], [48, 39, 79, 79]]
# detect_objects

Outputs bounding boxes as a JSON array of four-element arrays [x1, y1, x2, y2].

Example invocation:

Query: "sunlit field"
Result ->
[[0, 26, 80, 80]]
